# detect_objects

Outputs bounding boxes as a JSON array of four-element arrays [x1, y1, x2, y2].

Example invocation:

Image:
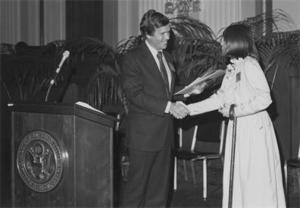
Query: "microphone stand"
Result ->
[[45, 51, 70, 102]]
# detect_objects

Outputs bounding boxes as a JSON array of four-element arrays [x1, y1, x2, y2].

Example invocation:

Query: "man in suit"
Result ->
[[120, 9, 189, 207]]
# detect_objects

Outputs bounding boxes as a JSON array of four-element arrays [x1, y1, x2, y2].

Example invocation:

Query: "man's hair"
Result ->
[[140, 9, 169, 37], [222, 23, 257, 59]]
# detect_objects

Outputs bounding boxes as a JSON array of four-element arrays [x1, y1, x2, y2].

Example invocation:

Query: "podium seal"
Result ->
[[16, 130, 64, 192]]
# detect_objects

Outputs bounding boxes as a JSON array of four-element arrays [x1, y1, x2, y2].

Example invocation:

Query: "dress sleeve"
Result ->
[[187, 93, 223, 116], [233, 58, 272, 117], [185, 58, 272, 117], [187, 69, 229, 116]]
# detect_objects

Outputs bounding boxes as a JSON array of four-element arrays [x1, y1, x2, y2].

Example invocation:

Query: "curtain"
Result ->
[[0, 0, 65, 45], [0, 0, 21, 44], [44, 0, 66, 44], [0, 0, 40, 45]]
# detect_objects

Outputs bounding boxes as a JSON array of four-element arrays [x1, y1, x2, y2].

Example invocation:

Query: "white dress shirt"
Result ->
[[145, 40, 172, 90], [145, 40, 172, 113]]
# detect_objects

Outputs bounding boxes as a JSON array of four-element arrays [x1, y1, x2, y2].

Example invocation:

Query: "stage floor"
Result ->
[[170, 159, 299, 208], [117, 159, 300, 208]]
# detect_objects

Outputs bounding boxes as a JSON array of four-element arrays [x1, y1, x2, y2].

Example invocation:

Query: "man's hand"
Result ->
[[169, 101, 190, 119]]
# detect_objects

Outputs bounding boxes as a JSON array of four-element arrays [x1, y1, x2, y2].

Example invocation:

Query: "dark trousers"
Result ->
[[120, 146, 172, 208]]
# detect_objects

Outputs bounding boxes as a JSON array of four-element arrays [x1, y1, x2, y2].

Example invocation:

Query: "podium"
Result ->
[[10, 103, 115, 207]]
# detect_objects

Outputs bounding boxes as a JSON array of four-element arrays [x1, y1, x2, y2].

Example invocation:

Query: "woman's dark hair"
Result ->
[[140, 9, 169, 37], [222, 23, 257, 59]]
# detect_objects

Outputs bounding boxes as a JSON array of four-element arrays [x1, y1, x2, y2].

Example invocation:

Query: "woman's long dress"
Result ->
[[188, 56, 286, 208]]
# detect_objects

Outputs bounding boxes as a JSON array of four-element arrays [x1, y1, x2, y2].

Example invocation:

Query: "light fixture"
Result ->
[[165, 0, 201, 17]]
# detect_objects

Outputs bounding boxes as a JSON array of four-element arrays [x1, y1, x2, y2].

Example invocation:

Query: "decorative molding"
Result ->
[[165, 0, 202, 17]]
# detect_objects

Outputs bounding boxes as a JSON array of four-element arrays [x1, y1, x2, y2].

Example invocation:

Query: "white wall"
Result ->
[[2, 0, 298, 45], [118, 0, 139, 43], [195, 0, 243, 36], [114, 0, 257, 43], [115, 0, 300, 43], [273, 0, 300, 31]]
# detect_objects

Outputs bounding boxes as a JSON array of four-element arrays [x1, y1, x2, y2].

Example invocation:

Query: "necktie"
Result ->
[[157, 51, 169, 90]]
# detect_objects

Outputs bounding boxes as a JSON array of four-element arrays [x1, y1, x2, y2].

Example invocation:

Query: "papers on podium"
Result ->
[[75, 101, 105, 114], [175, 69, 225, 95]]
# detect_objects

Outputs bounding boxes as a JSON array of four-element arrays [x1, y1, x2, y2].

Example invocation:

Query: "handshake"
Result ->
[[169, 101, 190, 119]]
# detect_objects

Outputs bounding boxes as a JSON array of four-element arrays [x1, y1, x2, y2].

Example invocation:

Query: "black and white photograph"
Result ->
[[1, 0, 300, 207]]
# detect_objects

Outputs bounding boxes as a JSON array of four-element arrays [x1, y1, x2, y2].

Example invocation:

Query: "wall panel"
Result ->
[[66, 0, 103, 41], [0, 0, 21, 44]]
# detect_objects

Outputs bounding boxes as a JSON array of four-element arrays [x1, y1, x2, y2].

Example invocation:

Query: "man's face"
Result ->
[[146, 24, 170, 51]]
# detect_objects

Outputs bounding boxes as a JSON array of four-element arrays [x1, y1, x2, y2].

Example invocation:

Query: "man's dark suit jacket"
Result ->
[[121, 42, 176, 152]]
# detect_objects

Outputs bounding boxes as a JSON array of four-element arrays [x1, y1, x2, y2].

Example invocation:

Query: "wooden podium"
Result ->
[[10, 103, 115, 207]]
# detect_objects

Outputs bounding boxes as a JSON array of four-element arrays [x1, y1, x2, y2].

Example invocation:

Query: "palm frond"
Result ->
[[266, 35, 300, 70], [115, 35, 144, 56], [173, 38, 224, 85], [64, 37, 117, 66], [170, 16, 216, 40], [115, 16, 216, 57], [86, 64, 125, 112], [257, 31, 300, 71]]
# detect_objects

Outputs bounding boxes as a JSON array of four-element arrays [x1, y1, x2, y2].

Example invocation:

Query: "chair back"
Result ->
[[178, 111, 226, 154], [195, 111, 226, 154], [218, 120, 226, 155], [177, 120, 198, 151]]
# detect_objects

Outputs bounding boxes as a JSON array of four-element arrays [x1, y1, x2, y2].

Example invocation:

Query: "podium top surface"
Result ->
[[9, 102, 116, 128]]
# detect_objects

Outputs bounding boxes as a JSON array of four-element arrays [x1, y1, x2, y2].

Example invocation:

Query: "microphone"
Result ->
[[56, 50, 70, 73], [45, 50, 70, 102]]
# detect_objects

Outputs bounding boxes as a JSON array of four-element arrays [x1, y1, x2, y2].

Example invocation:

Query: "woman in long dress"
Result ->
[[186, 24, 286, 208]]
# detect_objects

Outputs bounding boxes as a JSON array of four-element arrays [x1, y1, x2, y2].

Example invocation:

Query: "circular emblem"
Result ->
[[16, 130, 64, 192]]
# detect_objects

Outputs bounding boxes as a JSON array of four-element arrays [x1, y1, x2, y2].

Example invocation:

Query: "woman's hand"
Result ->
[[219, 103, 230, 117]]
